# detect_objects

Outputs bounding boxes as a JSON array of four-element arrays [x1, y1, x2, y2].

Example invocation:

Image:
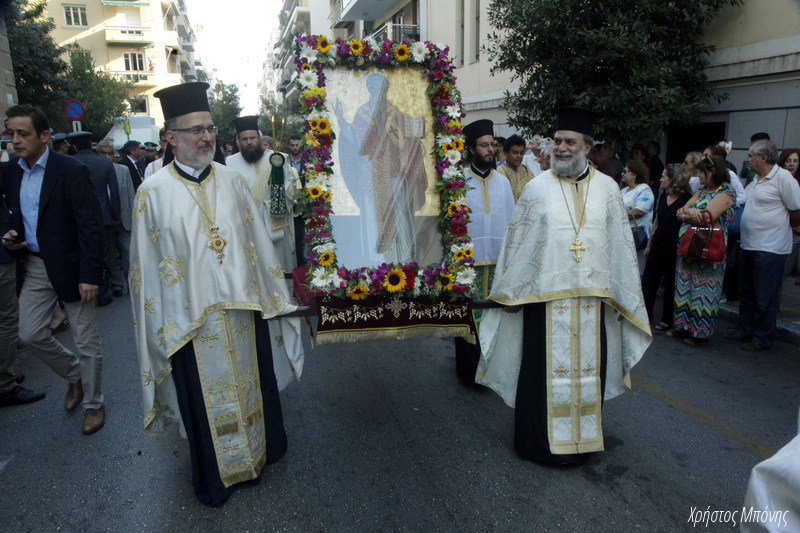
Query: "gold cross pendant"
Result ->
[[208, 226, 227, 264], [570, 236, 587, 262]]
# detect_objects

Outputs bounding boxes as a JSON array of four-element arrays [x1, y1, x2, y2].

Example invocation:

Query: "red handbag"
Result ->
[[677, 210, 726, 262]]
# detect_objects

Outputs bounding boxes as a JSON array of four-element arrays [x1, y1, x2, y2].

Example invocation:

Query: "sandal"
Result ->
[[654, 322, 670, 331], [666, 328, 689, 339], [684, 337, 710, 346]]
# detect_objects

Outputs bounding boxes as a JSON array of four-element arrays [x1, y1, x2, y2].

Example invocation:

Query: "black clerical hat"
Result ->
[[67, 131, 92, 139], [232, 115, 259, 135], [153, 82, 210, 120], [463, 119, 494, 146], [554, 106, 596, 136]]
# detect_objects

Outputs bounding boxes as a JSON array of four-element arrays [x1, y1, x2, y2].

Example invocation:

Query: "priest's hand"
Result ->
[[79, 283, 99, 304]]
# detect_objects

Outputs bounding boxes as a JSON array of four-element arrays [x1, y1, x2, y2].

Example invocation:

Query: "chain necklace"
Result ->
[[172, 165, 228, 264], [557, 169, 593, 262]]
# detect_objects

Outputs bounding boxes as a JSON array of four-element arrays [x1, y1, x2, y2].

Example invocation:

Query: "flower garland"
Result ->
[[294, 33, 475, 301]]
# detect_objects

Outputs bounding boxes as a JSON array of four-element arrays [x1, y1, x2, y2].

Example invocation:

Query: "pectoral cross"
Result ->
[[570, 236, 586, 262]]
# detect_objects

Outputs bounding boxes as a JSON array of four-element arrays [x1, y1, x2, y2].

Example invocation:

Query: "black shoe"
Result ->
[[112, 289, 123, 297], [0, 386, 46, 407], [14, 374, 24, 384], [97, 297, 113, 307]]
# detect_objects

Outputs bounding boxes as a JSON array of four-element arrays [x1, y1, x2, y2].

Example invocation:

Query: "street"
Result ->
[[1, 293, 798, 532]]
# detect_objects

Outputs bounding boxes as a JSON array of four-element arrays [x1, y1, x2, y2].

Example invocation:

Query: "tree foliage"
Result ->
[[66, 44, 133, 139], [258, 92, 304, 151], [487, 0, 741, 144], [208, 81, 243, 143]]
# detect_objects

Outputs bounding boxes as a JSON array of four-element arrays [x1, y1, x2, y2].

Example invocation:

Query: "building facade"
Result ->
[[45, 0, 198, 124]]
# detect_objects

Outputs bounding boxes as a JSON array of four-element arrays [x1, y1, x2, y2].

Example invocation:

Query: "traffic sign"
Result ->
[[64, 100, 85, 120]]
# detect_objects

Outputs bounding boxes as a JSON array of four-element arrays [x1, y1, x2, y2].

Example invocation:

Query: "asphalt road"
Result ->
[[1, 293, 798, 532]]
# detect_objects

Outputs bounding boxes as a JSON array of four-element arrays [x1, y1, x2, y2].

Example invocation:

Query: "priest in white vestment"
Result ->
[[130, 83, 303, 505], [456, 119, 515, 385], [477, 107, 651, 464]]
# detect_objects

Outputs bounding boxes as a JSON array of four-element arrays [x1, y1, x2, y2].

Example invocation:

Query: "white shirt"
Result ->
[[740, 165, 800, 254]]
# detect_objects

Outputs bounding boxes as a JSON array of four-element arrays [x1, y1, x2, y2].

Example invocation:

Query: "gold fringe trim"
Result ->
[[315, 325, 475, 346]]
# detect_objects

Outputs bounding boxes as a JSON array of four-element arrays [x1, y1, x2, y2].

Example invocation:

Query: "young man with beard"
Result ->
[[475, 107, 651, 465], [455, 119, 515, 386], [287, 134, 307, 266], [225, 115, 297, 273], [129, 83, 304, 505]]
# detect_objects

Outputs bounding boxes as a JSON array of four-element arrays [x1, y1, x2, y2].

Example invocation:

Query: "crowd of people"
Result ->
[[1, 85, 798, 505]]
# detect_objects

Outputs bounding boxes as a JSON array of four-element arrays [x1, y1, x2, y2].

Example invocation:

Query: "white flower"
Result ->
[[455, 267, 476, 285], [327, 55, 336, 66], [442, 166, 463, 180], [436, 133, 455, 146], [305, 175, 329, 191], [310, 267, 334, 288], [445, 105, 461, 119], [410, 42, 428, 62], [298, 70, 317, 88], [313, 242, 336, 254], [433, 42, 447, 52], [446, 150, 462, 164], [299, 44, 318, 63]]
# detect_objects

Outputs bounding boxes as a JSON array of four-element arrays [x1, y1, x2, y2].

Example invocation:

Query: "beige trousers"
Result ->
[[18, 255, 103, 409]]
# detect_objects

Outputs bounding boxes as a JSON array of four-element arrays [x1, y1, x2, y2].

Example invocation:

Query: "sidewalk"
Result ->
[[718, 275, 800, 343]]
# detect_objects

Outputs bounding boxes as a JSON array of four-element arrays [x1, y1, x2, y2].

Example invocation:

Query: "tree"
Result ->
[[487, 0, 741, 144], [66, 44, 133, 139], [6, 0, 71, 126], [208, 81, 242, 143], [258, 92, 304, 151]]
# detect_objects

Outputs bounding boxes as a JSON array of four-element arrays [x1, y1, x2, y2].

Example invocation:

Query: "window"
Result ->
[[64, 5, 88, 27], [473, 0, 480, 62], [123, 52, 145, 71], [457, 0, 465, 67], [128, 96, 148, 114]]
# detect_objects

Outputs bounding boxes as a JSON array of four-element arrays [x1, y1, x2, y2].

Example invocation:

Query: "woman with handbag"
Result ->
[[669, 155, 736, 346], [621, 159, 655, 275], [641, 164, 694, 331]]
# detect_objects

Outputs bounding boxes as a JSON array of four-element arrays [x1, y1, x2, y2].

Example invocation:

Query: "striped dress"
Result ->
[[673, 184, 736, 338]]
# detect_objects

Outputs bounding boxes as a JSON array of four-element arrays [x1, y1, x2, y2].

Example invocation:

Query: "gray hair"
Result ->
[[666, 163, 692, 196], [751, 139, 779, 164], [583, 134, 595, 149], [97, 140, 114, 150]]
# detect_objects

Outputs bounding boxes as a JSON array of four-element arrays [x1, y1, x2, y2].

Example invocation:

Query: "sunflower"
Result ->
[[308, 117, 321, 130], [323, 190, 332, 202], [395, 43, 410, 61], [317, 36, 331, 53], [308, 185, 323, 198], [441, 142, 452, 153], [349, 39, 364, 56], [383, 268, 407, 293], [317, 118, 332, 134], [464, 248, 473, 258], [347, 283, 369, 300], [447, 203, 460, 216], [453, 249, 465, 261], [300, 62, 314, 72], [318, 251, 335, 266], [452, 138, 464, 151], [438, 272, 454, 291]]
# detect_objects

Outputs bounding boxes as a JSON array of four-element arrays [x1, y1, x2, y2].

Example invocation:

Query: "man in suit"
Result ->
[[120, 140, 143, 190], [71, 132, 120, 306], [96, 140, 134, 296], [0, 104, 106, 434]]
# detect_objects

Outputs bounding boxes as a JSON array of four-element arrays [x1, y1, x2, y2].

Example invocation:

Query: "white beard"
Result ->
[[552, 150, 586, 177]]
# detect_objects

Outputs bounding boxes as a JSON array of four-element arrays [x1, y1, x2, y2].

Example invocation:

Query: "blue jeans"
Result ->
[[738, 249, 787, 347]]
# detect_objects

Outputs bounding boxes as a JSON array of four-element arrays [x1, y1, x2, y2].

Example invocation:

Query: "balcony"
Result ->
[[372, 23, 420, 43], [180, 37, 195, 52], [331, 0, 395, 24], [104, 26, 153, 46], [162, 29, 179, 47], [112, 71, 158, 87]]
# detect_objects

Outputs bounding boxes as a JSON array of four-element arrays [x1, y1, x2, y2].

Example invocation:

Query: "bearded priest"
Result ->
[[455, 118, 515, 386], [129, 83, 304, 505], [476, 107, 651, 465]]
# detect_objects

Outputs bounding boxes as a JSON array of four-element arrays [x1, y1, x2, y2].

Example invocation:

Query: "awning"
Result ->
[[101, 1, 150, 6]]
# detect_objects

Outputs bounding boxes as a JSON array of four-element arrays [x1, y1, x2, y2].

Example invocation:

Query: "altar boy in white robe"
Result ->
[[130, 83, 303, 505], [455, 119, 515, 385], [476, 107, 651, 464]]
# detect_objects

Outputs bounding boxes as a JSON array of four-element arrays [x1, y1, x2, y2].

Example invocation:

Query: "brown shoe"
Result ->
[[82, 405, 105, 435], [64, 381, 84, 411]]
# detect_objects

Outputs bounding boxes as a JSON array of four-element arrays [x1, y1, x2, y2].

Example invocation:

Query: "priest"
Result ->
[[476, 107, 651, 464], [129, 83, 303, 505], [455, 119, 515, 385], [225, 115, 297, 273]]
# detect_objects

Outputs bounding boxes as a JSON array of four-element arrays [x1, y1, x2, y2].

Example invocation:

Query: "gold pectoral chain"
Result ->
[[173, 166, 228, 264], [558, 172, 592, 262]]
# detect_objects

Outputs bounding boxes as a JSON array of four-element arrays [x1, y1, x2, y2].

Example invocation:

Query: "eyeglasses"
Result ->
[[171, 125, 218, 136], [476, 142, 494, 149], [491, 142, 500, 148]]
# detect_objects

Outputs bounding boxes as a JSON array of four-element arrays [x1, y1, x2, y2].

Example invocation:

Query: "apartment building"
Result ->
[[45, 0, 198, 124]]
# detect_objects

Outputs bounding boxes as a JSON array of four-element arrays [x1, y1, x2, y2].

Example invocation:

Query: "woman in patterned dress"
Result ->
[[668, 155, 736, 346]]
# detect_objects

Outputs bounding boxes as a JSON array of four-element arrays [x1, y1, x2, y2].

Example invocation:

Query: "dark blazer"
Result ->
[[73, 149, 121, 226], [0, 149, 104, 302], [119, 155, 142, 190]]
